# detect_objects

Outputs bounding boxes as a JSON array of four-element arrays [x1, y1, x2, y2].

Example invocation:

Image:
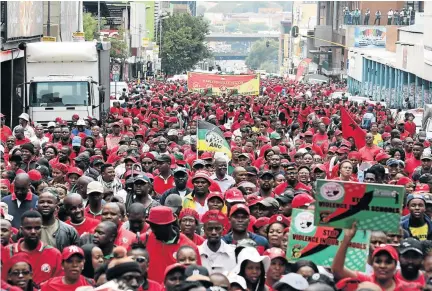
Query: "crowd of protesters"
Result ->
[[1, 76, 432, 291]]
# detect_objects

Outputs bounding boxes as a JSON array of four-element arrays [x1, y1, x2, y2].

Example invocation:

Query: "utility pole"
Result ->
[[138, 24, 142, 78], [98, 1, 101, 35], [47, 1, 51, 36]]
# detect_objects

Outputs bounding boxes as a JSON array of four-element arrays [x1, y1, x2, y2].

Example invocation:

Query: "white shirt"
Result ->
[[199, 240, 237, 274], [387, 11, 394, 17], [210, 174, 235, 193]]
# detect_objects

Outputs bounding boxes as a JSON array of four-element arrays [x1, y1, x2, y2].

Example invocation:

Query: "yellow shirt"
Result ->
[[409, 223, 429, 241], [372, 133, 383, 145]]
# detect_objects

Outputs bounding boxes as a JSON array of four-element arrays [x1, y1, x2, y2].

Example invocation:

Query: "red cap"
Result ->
[[2, 253, 31, 278], [268, 214, 290, 227], [192, 171, 212, 184], [375, 152, 390, 162], [207, 191, 224, 202], [0, 179, 11, 192], [263, 247, 287, 261], [140, 152, 155, 160], [396, 176, 413, 186], [224, 132, 233, 138], [52, 163, 69, 174], [253, 217, 269, 229], [382, 132, 391, 138], [62, 245, 85, 260], [246, 194, 263, 207], [372, 245, 399, 261], [147, 206, 177, 225], [124, 156, 138, 163], [336, 147, 349, 154], [328, 146, 338, 153], [72, 114, 79, 120], [229, 204, 250, 217], [335, 278, 360, 291], [200, 152, 213, 160], [168, 117, 178, 123], [201, 210, 228, 225], [304, 131, 313, 136], [66, 167, 84, 177], [414, 183, 430, 194], [312, 164, 326, 172], [225, 188, 246, 203], [27, 169, 42, 181], [164, 263, 185, 278], [179, 208, 199, 222], [292, 194, 315, 208], [334, 129, 342, 136]]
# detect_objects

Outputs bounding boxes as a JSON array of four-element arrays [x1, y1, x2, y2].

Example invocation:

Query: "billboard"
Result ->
[[354, 26, 386, 49], [6, 1, 44, 41], [187, 72, 260, 96]]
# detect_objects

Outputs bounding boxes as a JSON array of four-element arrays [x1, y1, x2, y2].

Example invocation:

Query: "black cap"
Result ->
[[245, 166, 258, 176], [259, 171, 275, 179], [184, 265, 209, 277], [400, 238, 423, 255], [276, 193, 294, 204]]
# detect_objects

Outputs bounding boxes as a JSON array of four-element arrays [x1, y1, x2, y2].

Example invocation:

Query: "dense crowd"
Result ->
[[0, 76, 432, 291]]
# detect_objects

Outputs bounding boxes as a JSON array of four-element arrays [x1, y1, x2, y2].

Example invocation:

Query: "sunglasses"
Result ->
[[133, 256, 147, 263]]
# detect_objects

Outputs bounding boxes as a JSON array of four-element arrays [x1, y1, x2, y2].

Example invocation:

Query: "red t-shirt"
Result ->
[[0, 126, 13, 143], [358, 145, 382, 162], [146, 232, 201, 284], [65, 217, 100, 236], [274, 181, 312, 195], [312, 133, 329, 147], [40, 275, 92, 291], [394, 270, 426, 287], [1, 239, 62, 285], [153, 175, 175, 196], [84, 206, 103, 221], [15, 137, 31, 146], [405, 157, 421, 177], [355, 272, 402, 291]]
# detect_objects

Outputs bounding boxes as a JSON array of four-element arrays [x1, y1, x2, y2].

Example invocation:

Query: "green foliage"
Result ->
[[83, 12, 98, 41], [245, 39, 278, 71], [109, 28, 128, 60], [161, 13, 212, 75]]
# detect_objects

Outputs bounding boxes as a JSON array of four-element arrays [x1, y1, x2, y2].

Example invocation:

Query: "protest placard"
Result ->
[[286, 209, 370, 271], [314, 180, 404, 232]]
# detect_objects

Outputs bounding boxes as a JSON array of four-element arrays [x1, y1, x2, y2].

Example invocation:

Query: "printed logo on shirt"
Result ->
[[41, 263, 51, 273], [122, 237, 129, 243]]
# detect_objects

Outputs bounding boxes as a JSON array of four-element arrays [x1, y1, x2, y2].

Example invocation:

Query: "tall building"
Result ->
[[313, 1, 423, 77]]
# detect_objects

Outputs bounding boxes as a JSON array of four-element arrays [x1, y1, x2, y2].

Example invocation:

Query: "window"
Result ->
[[30, 81, 90, 107]]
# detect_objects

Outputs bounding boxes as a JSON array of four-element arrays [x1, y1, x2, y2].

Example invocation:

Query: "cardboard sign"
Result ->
[[286, 209, 370, 271], [315, 180, 404, 232]]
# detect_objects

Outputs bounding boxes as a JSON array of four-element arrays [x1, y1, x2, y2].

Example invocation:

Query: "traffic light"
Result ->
[[266, 41, 270, 47], [291, 26, 299, 38]]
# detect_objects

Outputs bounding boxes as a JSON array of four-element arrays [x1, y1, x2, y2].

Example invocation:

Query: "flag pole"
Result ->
[[196, 118, 199, 160]]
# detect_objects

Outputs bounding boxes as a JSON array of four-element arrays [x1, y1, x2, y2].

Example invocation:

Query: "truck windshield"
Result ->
[[30, 81, 90, 107]]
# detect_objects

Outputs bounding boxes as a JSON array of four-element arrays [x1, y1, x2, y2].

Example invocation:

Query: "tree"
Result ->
[[245, 39, 278, 70], [83, 12, 99, 41], [109, 27, 128, 60], [160, 13, 212, 75]]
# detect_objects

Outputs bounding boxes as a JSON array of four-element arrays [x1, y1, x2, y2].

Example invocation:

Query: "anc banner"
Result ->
[[287, 209, 370, 271], [315, 180, 404, 232], [187, 72, 259, 96], [197, 120, 232, 159]]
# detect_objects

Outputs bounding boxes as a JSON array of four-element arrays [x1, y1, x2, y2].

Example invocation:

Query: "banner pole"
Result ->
[[196, 119, 199, 160]]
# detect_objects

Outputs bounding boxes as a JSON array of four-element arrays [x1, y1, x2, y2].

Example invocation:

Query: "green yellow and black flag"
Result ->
[[197, 120, 232, 159]]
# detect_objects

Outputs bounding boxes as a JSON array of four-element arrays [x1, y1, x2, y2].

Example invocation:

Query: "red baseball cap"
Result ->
[[225, 188, 246, 203], [66, 167, 84, 177], [246, 194, 263, 207], [28, 169, 42, 181], [200, 152, 213, 161], [229, 204, 250, 217], [375, 152, 390, 162], [396, 176, 413, 186], [414, 183, 430, 194], [312, 164, 326, 173], [372, 244, 399, 261], [292, 194, 315, 209], [62, 246, 85, 260], [201, 210, 228, 225], [263, 247, 287, 261], [304, 131, 313, 136], [253, 217, 269, 229], [192, 171, 212, 184], [207, 191, 224, 202], [224, 132, 233, 138], [124, 156, 138, 163], [147, 206, 177, 225], [328, 146, 338, 153], [164, 263, 185, 278]]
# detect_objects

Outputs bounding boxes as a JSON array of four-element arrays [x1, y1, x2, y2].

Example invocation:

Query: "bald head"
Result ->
[[129, 203, 146, 215], [64, 193, 83, 207], [233, 167, 247, 184], [306, 283, 334, 291], [76, 176, 94, 198]]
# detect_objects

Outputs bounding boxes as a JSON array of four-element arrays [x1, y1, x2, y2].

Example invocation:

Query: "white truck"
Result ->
[[18, 41, 111, 125]]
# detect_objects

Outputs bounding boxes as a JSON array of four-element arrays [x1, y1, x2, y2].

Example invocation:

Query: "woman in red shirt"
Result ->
[[332, 222, 401, 291], [334, 160, 358, 182]]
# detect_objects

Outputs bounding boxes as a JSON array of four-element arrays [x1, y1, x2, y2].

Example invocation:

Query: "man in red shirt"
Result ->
[[64, 193, 99, 236], [405, 142, 424, 177], [13, 126, 31, 146], [0, 113, 12, 143], [153, 154, 175, 196], [358, 133, 381, 162], [395, 238, 427, 286], [1, 210, 62, 286], [312, 122, 329, 147], [145, 206, 201, 284]]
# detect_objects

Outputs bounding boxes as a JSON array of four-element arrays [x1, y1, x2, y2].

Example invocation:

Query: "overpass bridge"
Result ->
[[206, 33, 280, 42], [207, 33, 280, 60]]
